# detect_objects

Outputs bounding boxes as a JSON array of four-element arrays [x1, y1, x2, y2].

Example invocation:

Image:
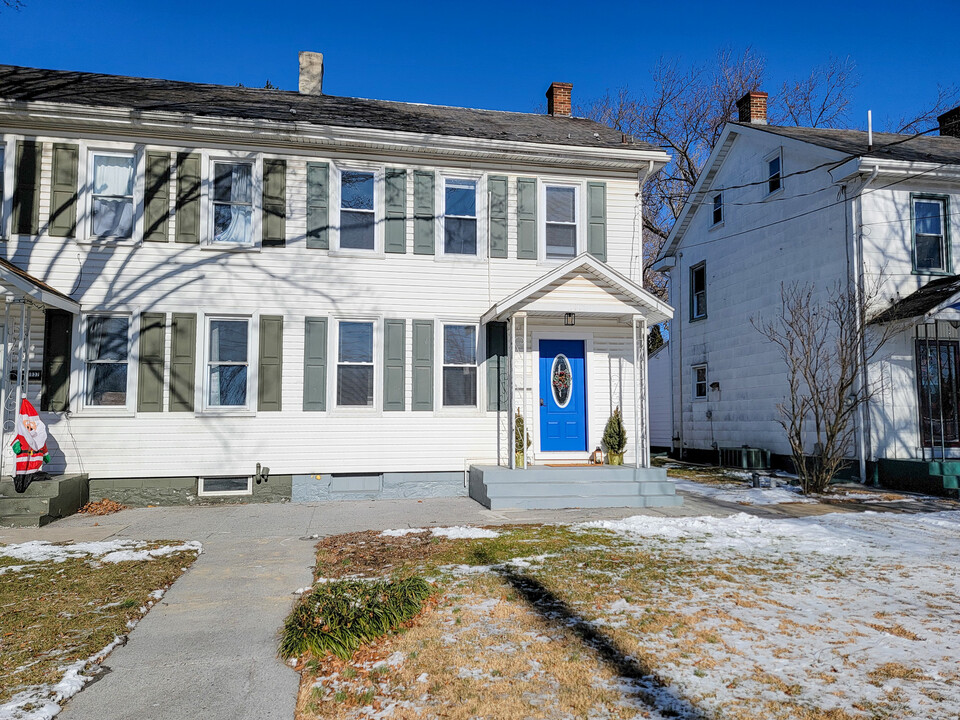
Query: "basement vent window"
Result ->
[[198, 476, 253, 496]]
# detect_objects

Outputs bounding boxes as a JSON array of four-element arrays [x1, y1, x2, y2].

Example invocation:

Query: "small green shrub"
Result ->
[[278, 577, 433, 661], [602, 406, 627, 454]]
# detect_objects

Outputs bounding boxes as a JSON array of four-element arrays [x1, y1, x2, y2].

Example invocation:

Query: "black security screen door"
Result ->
[[917, 338, 960, 448]]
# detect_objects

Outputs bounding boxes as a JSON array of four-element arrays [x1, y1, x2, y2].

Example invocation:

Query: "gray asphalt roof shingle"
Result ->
[[0, 64, 659, 152], [735, 123, 960, 165], [870, 275, 960, 324]]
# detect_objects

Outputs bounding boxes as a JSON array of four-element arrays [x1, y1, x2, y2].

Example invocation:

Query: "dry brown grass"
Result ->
[[867, 662, 929, 686], [863, 621, 923, 641]]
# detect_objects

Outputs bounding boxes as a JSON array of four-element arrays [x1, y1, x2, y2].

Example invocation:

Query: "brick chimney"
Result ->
[[736, 90, 768, 125], [546, 82, 573, 117], [939, 105, 960, 138], [299, 51, 324, 95]]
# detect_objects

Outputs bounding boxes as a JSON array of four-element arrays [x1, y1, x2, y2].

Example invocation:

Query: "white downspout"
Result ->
[[853, 165, 879, 482]]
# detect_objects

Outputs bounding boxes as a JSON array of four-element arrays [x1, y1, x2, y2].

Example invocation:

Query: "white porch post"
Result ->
[[508, 314, 515, 470], [632, 316, 640, 468], [641, 316, 650, 468], [632, 314, 650, 469], [519, 312, 528, 469]]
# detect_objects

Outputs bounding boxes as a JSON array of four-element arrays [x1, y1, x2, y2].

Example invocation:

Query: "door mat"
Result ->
[[545, 463, 605, 467]]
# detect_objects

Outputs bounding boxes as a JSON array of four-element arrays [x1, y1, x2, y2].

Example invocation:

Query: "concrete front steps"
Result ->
[[469, 464, 682, 510], [878, 459, 960, 497], [0, 475, 89, 527]]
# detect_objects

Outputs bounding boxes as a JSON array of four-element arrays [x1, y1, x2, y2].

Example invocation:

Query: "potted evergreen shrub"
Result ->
[[602, 406, 627, 465], [515, 410, 531, 467]]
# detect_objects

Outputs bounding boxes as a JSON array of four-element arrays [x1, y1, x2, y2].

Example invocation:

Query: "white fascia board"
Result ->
[[0, 100, 671, 172], [0, 270, 80, 313], [650, 256, 676, 272]]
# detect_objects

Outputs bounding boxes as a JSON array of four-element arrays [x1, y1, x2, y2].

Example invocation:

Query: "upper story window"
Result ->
[[545, 185, 578, 259], [767, 152, 782, 194], [442, 324, 477, 407], [207, 318, 250, 408], [340, 171, 376, 250], [693, 365, 708, 400], [443, 178, 478, 256], [0, 145, 5, 234], [90, 152, 136, 239], [85, 315, 130, 407], [337, 321, 375, 407], [914, 196, 949, 273], [212, 161, 254, 245], [690, 262, 707, 320], [712, 193, 723, 225]]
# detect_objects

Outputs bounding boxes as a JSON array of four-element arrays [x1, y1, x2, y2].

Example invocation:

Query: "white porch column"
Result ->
[[632, 314, 650, 469], [508, 314, 515, 470], [519, 312, 529, 469]]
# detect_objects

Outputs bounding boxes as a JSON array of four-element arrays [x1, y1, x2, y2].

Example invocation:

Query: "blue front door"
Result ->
[[539, 339, 587, 452]]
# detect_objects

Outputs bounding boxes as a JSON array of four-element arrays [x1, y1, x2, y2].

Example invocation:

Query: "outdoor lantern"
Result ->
[[564, 313, 576, 326], [593, 446, 603, 464]]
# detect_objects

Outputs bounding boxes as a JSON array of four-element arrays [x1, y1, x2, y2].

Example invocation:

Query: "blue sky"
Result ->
[[2, 0, 958, 132]]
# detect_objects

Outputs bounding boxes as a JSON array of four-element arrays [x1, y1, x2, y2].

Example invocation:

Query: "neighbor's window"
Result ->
[[85, 315, 129, 406], [712, 193, 723, 225], [340, 170, 375, 250], [443, 178, 478, 255], [693, 365, 708, 400], [212, 161, 254, 244], [0, 146, 5, 233], [767, 152, 782, 194], [690, 263, 707, 320], [91, 152, 136, 239], [443, 324, 477, 407], [207, 318, 249, 407], [338, 321, 374, 406], [914, 196, 948, 272], [545, 185, 578, 258]]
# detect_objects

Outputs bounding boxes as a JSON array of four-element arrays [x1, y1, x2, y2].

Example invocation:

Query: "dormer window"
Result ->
[[712, 193, 723, 225]]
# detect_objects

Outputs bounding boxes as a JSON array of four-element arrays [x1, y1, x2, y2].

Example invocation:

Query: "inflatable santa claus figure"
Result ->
[[12, 398, 50, 493]]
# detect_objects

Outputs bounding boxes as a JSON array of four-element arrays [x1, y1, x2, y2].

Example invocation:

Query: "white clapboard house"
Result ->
[[654, 90, 960, 494], [0, 54, 680, 517]]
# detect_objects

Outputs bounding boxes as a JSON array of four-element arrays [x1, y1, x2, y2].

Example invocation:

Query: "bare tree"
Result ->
[[774, 56, 858, 128], [887, 84, 960, 134], [752, 280, 902, 494]]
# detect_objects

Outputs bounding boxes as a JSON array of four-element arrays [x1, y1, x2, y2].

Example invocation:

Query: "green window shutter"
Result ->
[[488, 175, 508, 258], [262, 159, 287, 248], [175, 152, 201, 244], [49, 144, 78, 238], [144, 151, 172, 242], [587, 181, 607, 262], [385, 168, 407, 254], [516, 177, 537, 259], [41, 309, 72, 412], [13, 141, 41, 236], [137, 312, 166, 413], [169, 313, 196, 412], [258, 315, 283, 411], [383, 319, 406, 411], [306, 162, 329, 250], [303, 317, 328, 411], [485, 322, 508, 412], [413, 170, 435, 255], [412, 320, 433, 411]]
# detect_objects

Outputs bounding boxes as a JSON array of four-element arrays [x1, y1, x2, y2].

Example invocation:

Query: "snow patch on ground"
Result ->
[[673, 478, 815, 505], [0, 540, 202, 565], [380, 526, 499, 539]]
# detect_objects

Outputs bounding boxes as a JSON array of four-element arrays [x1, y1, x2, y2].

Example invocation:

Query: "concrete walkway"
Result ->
[[1, 490, 955, 720]]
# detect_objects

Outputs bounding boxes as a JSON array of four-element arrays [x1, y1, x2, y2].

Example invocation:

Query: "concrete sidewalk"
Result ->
[[2, 490, 953, 720]]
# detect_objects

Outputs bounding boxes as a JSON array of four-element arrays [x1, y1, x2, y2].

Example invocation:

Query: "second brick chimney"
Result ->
[[546, 82, 573, 117], [736, 91, 768, 125], [939, 105, 960, 138]]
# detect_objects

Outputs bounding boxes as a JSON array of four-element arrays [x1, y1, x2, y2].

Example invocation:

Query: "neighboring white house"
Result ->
[[648, 341, 672, 450], [654, 90, 960, 493], [0, 56, 675, 507]]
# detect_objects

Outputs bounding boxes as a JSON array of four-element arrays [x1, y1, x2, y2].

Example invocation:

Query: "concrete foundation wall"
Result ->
[[291, 472, 467, 502], [89, 475, 293, 506]]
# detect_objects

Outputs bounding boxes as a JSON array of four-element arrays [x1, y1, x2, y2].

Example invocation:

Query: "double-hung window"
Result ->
[[443, 178, 478, 255], [545, 185, 578, 258], [712, 193, 723, 225], [442, 324, 477, 407], [90, 152, 136, 239], [340, 171, 376, 250], [207, 318, 250, 408], [913, 196, 949, 273], [0, 145, 5, 235], [212, 161, 254, 245], [693, 365, 708, 400], [85, 315, 129, 407], [767, 152, 782, 194], [690, 263, 707, 320], [337, 321, 374, 407]]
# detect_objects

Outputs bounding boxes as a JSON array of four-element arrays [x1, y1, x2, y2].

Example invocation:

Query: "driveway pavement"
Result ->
[[0, 490, 952, 720]]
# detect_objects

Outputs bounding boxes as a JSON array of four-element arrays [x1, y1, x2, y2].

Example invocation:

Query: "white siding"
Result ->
[[648, 342, 672, 448]]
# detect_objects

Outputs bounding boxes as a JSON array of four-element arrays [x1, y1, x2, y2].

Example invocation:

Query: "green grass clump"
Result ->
[[279, 577, 433, 661]]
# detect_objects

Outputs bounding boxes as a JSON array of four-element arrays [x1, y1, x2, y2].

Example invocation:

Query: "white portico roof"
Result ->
[[481, 254, 673, 325], [0, 257, 79, 313]]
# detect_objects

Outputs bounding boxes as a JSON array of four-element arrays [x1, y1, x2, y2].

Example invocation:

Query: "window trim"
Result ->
[[201, 151, 262, 250], [85, 149, 140, 242], [332, 317, 381, 412], [692, 364, 708, 401], [331, 161, 385, 256], [689, 262, 707, 322], [0, 143, 8, 240], [765, 148, 783, 196], [437, 171, 486, 261], [198, 475, 253, 497], [201, 314, 254, 413], [711, 192, 723, 226], [540, 181, 584, 261], [437, 320, 482, 413], [80, 312, 136, 413], [911, 193, 951, 275]]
